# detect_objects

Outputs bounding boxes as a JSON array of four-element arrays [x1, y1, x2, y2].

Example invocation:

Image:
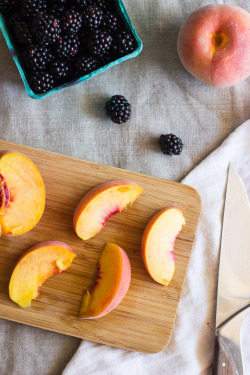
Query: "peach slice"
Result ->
[[141, 208, 186, 286], [79, 243, 131, 319], [73, 180, 143, 240], [0, 150, 45, 236], [9, 241, 76, 308]]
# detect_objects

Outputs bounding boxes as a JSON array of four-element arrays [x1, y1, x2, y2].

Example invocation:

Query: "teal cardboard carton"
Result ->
[[0, 1, 142, 99]]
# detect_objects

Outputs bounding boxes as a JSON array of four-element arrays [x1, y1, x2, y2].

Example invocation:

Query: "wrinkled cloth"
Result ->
[[62, 121, 250, 375], [0, 0, 249, 374]]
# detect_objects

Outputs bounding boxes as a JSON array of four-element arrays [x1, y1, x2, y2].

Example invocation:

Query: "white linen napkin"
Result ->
[[63, 120, 250, 375]]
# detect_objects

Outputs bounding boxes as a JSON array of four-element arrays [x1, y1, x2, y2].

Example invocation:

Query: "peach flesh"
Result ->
[[74, 180, 143, 240], [177, 5, 250, 87], [9, 241, 76, 308], [79, 243, 131, 319], [0, 150, 45, 236], [141, 208, 186, 286]]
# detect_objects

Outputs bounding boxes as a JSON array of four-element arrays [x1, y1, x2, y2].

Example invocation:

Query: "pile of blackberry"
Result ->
[[1, 0, 137, 94]]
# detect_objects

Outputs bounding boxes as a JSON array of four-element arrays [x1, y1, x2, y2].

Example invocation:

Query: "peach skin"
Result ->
[[141, 208, 186, 286], [177, 5, 250, 87], [0, 150, 45, 236], [9, 241, 76, 308], [73, 180, 143, 240], [78, 243, 131, 319]]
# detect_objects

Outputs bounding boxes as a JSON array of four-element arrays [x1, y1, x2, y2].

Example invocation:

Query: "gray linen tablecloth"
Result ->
[[0, 0, 249, 374]]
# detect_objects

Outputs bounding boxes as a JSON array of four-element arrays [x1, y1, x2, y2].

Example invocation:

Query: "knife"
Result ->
[[213, 164, 250, 375]]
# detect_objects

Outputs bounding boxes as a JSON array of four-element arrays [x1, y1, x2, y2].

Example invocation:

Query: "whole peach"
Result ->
[[177, 5, 250, 87]]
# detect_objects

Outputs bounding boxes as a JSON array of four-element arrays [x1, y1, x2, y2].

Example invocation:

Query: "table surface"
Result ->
[[0, 0, 249, 374]]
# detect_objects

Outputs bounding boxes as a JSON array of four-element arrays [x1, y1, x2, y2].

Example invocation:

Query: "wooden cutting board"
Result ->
[[0, 140, 201, 353]]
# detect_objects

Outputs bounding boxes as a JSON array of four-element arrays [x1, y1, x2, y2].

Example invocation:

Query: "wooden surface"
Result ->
[[0, 140, 201, 353]]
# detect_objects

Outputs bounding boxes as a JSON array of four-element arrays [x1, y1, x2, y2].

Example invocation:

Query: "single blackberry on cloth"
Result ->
[[54, 35, 80, 58], [61, 9, 82, 35], [23, 45, 54, 70], [112, 30, 135, 57], [105, 95, 131, 124], [87, 29, 112, 57], [75, 56, 98, 75], [31, 13, 61, 45], [82, 5, 103, 30], [28, 70, 55, 94], [159, 134, 183, 155], [49, 60, 73, 80]]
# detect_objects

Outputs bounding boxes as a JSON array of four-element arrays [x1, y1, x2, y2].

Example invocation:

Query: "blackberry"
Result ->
[[61, 9, 82, 35], [14, 20, 33, 45], [82, 5, 103, 30], [49, 0, 71, 3], [23, 45, 54, 71], [75, 56, 98, 75], [21, 0, 47, 19], [28, 70, 55, 94], [159, 134, 183, 155], [105, 95, 131, 124], [49, 60, 73, 80], [74, 0, 92, 9], [93, 0, 114, 10], [54, 35, 80, 58], [99, 52, 113, 65], [0, 0, 18, 14], [87, 30, 112, 57], [50, 4, 65, 18], [6, 11, 19, 31], [112, 31, 135, 57], [32, 14, 61, 45], [101, 11, 121, 32]]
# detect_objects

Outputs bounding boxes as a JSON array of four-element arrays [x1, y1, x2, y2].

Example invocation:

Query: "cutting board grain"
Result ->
[[0, 140, 201, 353]]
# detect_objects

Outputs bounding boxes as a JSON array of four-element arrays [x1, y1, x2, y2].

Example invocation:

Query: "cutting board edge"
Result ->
[[0, 139, 202, 210], [0, 307, 170, 353]]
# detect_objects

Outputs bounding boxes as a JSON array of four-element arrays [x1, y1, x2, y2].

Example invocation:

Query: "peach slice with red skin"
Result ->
[[0, 150, 45, 236], [9, 241, 76, 308], [73, 180, 143, 240], [141, 208, 186, 286], [79, 243, 131, 319]]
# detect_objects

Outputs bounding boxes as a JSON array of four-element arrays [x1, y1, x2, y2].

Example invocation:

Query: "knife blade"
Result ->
[[214, 164, 250, 375]]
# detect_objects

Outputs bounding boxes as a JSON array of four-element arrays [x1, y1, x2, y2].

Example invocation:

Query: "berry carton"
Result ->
[[0, 0, 142, 99]]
